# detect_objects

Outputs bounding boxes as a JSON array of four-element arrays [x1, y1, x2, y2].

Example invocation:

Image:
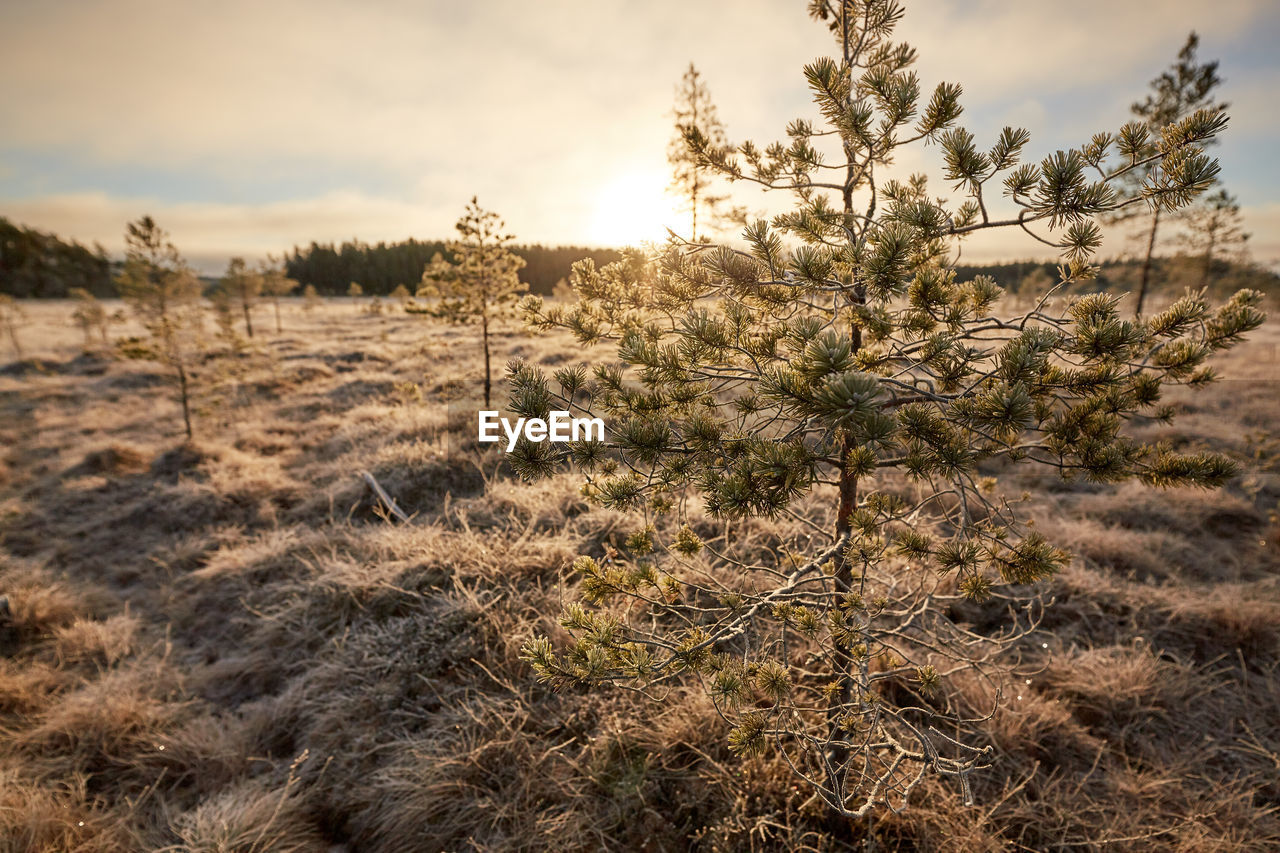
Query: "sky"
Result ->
[[2, 0, 1279, 274]]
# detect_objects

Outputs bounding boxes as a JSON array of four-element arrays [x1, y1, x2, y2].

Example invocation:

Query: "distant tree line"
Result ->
[[0, 217, 115, 298], [283, 239, 624, 296], [955, 257, 1277, 298], [2, 215, 1271, 303]]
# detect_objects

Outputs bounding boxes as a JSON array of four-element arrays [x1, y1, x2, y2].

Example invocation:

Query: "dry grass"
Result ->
[[0, 295, 1277, 851]]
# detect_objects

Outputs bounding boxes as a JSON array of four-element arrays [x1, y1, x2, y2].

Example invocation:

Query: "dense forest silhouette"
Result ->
[[2, 216, 1275, 300], [1, 217, 114, 298], [283, 239, 625, 296]]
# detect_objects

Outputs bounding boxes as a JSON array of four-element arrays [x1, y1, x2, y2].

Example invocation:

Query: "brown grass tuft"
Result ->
[[8, 582, 84, 641], [0, 300, 1275, 850], [80, 443, 152, 476], [52, 613, 141, 667]]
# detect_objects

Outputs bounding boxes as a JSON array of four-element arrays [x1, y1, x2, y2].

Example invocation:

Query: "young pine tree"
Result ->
[[302, 284, 321, 314], [209, 288, 244, 351], [219, 257, 262, 339], [420, 198, 527, 407], [115, 216, 205, 439], [69, 287, 109, 348], [668, 63, 743, 242], [259, 257, 298, 334], [0, 295, 26, 360], [1178, 188, 1249, 290], [514, 0, 1261, 819], [1110, 32, 1224, 316]]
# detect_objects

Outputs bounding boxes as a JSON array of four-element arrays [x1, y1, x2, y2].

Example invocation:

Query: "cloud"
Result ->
[[2, 191, 441, 274], [896, 0, 1267, 99], [4, 1, 1262, 170], [1, 0, 1277, 267]]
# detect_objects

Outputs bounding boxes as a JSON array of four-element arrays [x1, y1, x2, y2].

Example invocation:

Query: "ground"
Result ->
[[0, 295, 1277, 851]]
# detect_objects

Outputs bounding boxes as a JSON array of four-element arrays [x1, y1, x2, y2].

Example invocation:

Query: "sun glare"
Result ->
[[587, 169, 683, 247]]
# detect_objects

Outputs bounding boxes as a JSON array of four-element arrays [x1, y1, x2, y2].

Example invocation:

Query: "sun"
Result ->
[[587, 169, 683, 247]]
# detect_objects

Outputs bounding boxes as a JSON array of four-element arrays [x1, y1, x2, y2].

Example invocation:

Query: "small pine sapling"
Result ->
[[259, 257, 298, 334], [1177, 188, 1249, 290], [115, 216, 206, 439], [69, 287, 109, 348], [0, 295, 26, 360], [513, 0, 1263, 819], [302, 284, 321, 314], [420, 197, 527, 407], [668, 63, 745, 241], [210, 288, 245, 352], [1108, 32, 1224, 316], [219, 257, 262, 339]]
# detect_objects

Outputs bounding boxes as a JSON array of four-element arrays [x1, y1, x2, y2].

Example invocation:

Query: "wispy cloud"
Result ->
[[2, 191, 442, 273], [1, 0, 1277, 269]]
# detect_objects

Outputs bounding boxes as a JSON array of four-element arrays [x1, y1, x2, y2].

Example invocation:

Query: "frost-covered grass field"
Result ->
[[1, 295, 1277, 851]]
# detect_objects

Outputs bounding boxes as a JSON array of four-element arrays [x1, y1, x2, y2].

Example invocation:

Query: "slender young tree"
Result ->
[[219, 257, 261, 339], [258, 256, 298, 334], [347, 281, 364, 317], [302, 284, 321, 314], [1110, 33, 1223, 316], [420, 198, 527, 407], [209, 285, 246, 352], [69, 287, 109, 347], [1178, 187, 1249, 289], [115, 216, 204, 439], [515, 0, 1259, 820], [0, 295, 26, 360], [668, 63, 742, 242]]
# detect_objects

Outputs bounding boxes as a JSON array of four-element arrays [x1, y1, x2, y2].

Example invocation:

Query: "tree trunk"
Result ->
[[1135, 208, 1161, 318], [6, 320, 22, 360], [1200, 229, 1216, 290], [824, 50, 868, 799], [482, 310, 491, 409], [242, 300, 254, 338], [273, 298, 282, 334], [176, 358, 193, 439], [826, 403, 862, 802], [692, 179, 699, 243], [692, 98, 699, 242]]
